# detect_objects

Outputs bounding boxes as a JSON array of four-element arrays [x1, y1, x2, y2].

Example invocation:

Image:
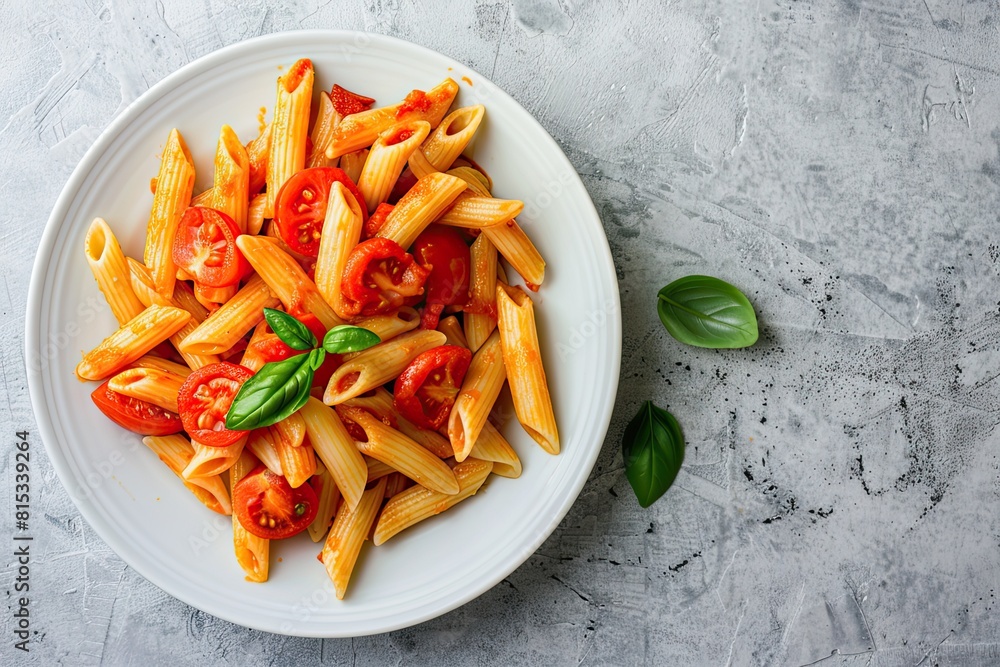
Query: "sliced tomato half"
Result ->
[[172, 207, 247, 287], [339, 237, 429, 318], [91, 380, 183, 436], [273, 167, 368, 257], [393, 345, 472, 430], [412, 224, 471, 329], [233, 465, 318, 539], [177, 362, 253, 447]]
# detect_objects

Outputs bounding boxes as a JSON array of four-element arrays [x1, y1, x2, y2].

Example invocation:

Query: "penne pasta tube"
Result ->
[[436, 196, 524, 229], [464, 234, 498, 352], [191, 188, 213, 207], [373, 458, 492, 545], [127, 259, 219, 370], [211, 124, 250, 233], [129, 354, 192, 377], [342, 407, 459, 495], [375, 172, 468, 250], [326, 78, 459, 158], [144, 128, 196, 298], [436, 315, 468, 349], [231, 449, 269, 582], [246, 428, 283, 476], [247, 123, 272, 195], [471, 421, 521, 478], [341, 386, 453, 458], [447, 165, 492, 194], [421, 105, 485, 171], [269, 424, 316, 488], [179, 274, 279, 355], [299, 398, 367, 511], [143, 434, 231, 515], [274, 411, 307, 448], [496, 285, 559, 454], [307, 92, 341, 169], [265, 58, 313, 218], [314, 182, 364, 317], [320, 477, 386, 600], [406, 148, 438, 180], [351, 307, 420, 345], [235, 235, 344, 330], [248, 193, 268, 235], [194, 282, 237, 310], [307, 467, 341, 542], [366, 457, 395, 482], [182, 436, 246, 479], [84, 218, 145, 325], [239, 321, 271, 373], [107, 366, 185, 413], [339, 149, 368, 184], [357, 120, 431, 212], [76, 305, 191, 381], [448, 330, 506, 462], [384, 472, 411, 498], [323, 330, 446, 405]]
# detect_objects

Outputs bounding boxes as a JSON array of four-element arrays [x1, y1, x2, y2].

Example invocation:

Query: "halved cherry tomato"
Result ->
[[364, 203, 394, 239], [177, 362, 253, 447], [172, 207, 248, 287], [91, 380, 182, 436], [340, 238, 429, 317], [274, 167, 368, 257], [330, 84, 375, 117], [233, 465, 318, 539], [394, 345, 472, 430], [412, 225, 471, 329]]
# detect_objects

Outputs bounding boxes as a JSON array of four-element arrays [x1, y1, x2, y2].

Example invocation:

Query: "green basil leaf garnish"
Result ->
[[656, 275, 758, 349], [264, 307, 317, 351], [225, 352, 315, 430], [307, 347, 326, 371], [322, 325, 381, 354], [622, 401, 684, 508]]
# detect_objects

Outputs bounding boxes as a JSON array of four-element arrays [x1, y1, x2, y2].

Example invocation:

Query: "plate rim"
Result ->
[[25, 28, 622, 637]]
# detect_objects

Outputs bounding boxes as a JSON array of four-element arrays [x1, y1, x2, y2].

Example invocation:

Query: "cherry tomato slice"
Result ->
[[91, 380, 182, 436], [412, 225, 471, 329], [274, 167, 368, 257], [394, 345, 472, 430], [172, 207, 247, 287], [177, 362, 253, 447], [233, 465, 318, 539], [340, 238, 430, 318], [330, 84, 375, 116], [364, 202, 394, 239]]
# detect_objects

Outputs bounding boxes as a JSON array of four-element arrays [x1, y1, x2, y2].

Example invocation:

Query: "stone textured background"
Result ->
[[3, 0, 1000, 664]]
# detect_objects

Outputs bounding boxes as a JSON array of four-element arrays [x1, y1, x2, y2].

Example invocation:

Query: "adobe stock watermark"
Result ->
[[28, 296, 108, 374], [557, 297, 619, 361], [64, 429, 143, 504]]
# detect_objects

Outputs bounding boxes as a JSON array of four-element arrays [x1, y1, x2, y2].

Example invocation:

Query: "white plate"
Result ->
[[25, 30, 620, 637]]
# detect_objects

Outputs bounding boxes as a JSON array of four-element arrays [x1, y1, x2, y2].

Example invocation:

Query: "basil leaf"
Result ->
[[225, 352, 315, 430], [656, 275, 758, 349], [322, 325, 381, 354], [307, 347, 326, 371], [622, 401, 684, 508], [264, 307, 317, 351]]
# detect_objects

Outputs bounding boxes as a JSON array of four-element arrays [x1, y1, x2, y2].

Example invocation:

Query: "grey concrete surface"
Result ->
[[3, 0, 1000, 664]]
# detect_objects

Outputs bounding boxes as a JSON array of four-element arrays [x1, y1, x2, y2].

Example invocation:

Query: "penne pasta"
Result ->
[[406, 148, 438, 180], [307, 467, 341, 542], [182, 436, 246, 479], [76, 305, 191, 381], [193, 282, 237, 310], [307, 92, 341, 169], [84, 218, 145, 325], [129, 354, 192, 378], [179, 274, 279, 355], [274, 411, 307, 449], [314, 182, 364, 318], [435, 195, 524, 229], [375, 172, 468, 250], [341, 386, 453, 458], [351, 307, 420, 345], [373, 458, 492, 545], [464, 234, 498, 352], [269, 423, 316, 488], [107, 366, 185, 413], [421, 105, 485, 171], [230, 449, 269, 582], [496, 285, 559, 455], [357, 120, 431, 212], [448, 330, 506, 462], [299, 397, 367, 511], [471, 421, 521, 478], [144, 128, 196, 298], [366, 457, 395, 482], [324, 330, 446, 405], [266, 58, 313, 218], [248, 192, 268, 235], [247, 123, 272, 195], [246, 428, 283, 476], [383, 472, 411, 498], [127, 258, 220, 370], [211, 125, 250, 233], [320, 477, 386, 600], [326, 78, 459, 158], [341, 407, 459, 495], [143, 434, 231, 515], [339, 148, 368, 184], [236, 235, 344, 330], [436, 315, 469, 349], [447, 165, 492, 194], [191, 188, 213, 207]]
